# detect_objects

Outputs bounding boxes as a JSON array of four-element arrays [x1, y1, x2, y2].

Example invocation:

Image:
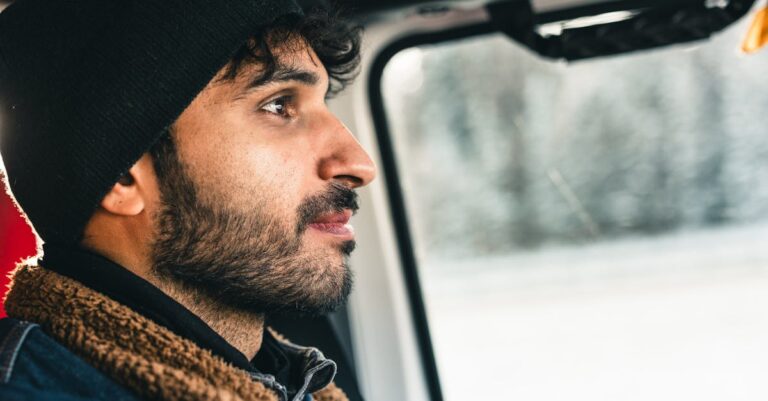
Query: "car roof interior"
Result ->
[[0, 0, 755, 58]]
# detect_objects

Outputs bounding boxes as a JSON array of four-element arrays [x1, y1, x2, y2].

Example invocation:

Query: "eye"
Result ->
[[260, 96, 293, 117]]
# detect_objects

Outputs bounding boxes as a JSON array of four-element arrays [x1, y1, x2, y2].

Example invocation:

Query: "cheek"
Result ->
[[174, 100, 315, 212], [190, 141, 309, 215]]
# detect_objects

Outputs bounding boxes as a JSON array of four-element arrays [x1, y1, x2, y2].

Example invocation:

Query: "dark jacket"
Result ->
[[0, 318, 144, 401], [0, 245, 358, 401]]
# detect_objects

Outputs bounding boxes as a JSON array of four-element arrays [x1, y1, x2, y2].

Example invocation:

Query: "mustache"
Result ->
[[296, 183, 359, 234]]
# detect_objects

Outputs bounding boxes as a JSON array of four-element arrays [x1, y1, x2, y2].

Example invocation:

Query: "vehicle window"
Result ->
[[381, 15, 768, 401]]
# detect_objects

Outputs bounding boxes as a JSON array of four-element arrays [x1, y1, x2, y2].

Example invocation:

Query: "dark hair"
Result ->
[[220, 6, 362, 97]]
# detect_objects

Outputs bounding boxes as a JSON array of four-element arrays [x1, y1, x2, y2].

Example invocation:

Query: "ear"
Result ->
[[100, 154, 156, 216]]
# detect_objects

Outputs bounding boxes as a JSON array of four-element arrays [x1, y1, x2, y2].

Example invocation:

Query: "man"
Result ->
[[0, 0, 375, 400]]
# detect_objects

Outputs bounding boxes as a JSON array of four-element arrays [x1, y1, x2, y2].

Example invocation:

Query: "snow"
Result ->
[[423, 223, 768, 401]]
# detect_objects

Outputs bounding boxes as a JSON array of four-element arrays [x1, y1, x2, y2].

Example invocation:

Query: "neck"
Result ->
[[78, 236, 266, 360], [148, 275, 265, 360]]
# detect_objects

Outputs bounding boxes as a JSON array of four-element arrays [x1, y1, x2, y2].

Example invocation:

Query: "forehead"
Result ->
[[171, 37, 330, 138]]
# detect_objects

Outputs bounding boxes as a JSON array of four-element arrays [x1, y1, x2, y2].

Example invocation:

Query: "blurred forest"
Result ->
[[382, 18, 768, 259]]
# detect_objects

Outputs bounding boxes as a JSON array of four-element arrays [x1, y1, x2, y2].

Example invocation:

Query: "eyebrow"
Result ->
[[238, 64, 322, 97]]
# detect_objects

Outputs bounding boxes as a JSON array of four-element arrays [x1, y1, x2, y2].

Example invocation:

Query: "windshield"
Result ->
[[382, 11, 768, 401]]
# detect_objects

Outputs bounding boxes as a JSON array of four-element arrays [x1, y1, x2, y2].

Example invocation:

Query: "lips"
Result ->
[[308, 209, 354, 237]]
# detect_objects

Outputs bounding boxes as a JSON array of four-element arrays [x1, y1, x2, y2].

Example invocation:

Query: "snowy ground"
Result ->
[[422, 223, 768, 401]]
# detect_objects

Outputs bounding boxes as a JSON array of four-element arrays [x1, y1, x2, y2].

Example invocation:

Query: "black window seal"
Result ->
[[367, 21, 497, 401]]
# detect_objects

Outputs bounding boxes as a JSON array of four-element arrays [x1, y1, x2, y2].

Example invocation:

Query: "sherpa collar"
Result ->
[[39, 244, 258, 371], [4, 264, 348, 401]]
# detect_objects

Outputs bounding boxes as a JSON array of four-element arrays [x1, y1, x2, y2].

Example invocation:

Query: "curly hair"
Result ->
[[219, 6, 363, 97]]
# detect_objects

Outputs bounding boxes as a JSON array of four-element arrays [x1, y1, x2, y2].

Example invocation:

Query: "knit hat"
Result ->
[[0, 0, 302, 244]]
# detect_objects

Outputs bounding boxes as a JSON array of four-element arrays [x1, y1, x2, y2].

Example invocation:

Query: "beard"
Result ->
[[149, 137, 358, 317]]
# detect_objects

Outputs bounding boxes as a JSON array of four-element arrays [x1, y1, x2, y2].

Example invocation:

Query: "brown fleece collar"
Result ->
[[4, 264, 348, 401]]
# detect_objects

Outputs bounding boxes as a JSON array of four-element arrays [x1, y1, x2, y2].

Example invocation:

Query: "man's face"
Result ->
[[149, 37, 376, 316]]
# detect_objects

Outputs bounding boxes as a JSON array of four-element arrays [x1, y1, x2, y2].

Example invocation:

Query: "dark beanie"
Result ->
[[0, 0, 302, 244]]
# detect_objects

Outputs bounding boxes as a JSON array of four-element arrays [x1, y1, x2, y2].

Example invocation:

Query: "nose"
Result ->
[[317, 115, 377, 189]]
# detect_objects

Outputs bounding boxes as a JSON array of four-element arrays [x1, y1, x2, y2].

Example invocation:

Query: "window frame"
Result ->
[[364, 2, 762, 400], [367, 21, 498, 401]]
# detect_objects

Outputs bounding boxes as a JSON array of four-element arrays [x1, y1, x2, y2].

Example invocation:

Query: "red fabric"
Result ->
[[0, 188, 37, 318]]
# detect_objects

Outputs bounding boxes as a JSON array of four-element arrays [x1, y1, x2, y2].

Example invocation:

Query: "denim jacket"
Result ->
[[0, 318, 329, 401], [0, 245, 352, 401], [0, 318, 144, 401]]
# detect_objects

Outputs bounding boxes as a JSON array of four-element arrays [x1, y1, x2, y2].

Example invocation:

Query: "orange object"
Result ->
[[742, 6, 768, 53]]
